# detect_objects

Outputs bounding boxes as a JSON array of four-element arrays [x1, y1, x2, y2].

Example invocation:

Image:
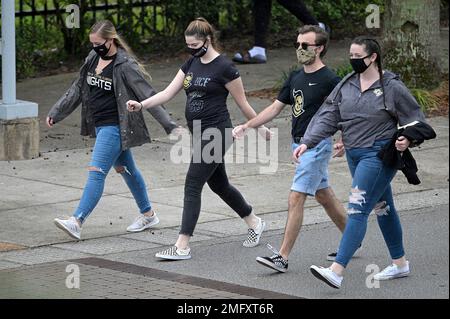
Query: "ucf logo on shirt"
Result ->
[[87, 72, 112, 91], [292, 89, 305, 117], [184, 72, 194, 90]]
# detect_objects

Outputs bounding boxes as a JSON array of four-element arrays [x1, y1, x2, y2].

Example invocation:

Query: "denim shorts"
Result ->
[[291, 137, 332, 196]]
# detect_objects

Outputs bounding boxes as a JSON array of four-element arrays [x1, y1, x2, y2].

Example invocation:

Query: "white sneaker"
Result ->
[[155, 246, 191, 260], [126, 212, 159, 232], [374, 261, 410, 281], [54, 217, 81, 240], [310, 265, 343, 289], [243, 219, 266, 248]]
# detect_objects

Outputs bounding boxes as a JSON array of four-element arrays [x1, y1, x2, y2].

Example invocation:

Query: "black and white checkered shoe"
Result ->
[[243, 219, 266, 248], [256, 244, 288, 273], [155, 245, 191, 260]]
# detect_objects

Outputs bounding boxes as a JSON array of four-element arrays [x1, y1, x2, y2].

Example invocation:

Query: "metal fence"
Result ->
[[15, 0, 161, 35]]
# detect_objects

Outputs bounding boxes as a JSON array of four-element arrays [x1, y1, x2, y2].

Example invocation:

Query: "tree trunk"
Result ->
[[383, 0, 441, 89]]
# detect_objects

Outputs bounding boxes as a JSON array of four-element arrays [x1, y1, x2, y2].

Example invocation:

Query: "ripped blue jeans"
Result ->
[[335, 139, 405, 267], [73, 125, 151, 224]]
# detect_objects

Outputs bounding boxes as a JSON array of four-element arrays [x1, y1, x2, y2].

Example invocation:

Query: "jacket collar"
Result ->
[[113, 48, 129, 67], [86, 47, 129, 67], [347, 70, 399, 91]]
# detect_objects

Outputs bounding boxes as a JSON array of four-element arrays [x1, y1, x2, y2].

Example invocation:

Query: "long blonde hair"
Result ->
[[90, 20, 151, 80]]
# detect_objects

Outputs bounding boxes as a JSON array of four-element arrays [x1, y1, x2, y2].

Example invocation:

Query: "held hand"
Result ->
[[332, 141, 345, 158], [258, 125, 274, 141], [127, 100, 142, 112], [395, 136, 410, 152], [292, 144, 308, 163], [232, 125, 248, 139], [46, 117, 54, 128]]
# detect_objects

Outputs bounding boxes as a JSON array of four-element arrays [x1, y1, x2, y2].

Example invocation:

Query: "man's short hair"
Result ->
[[298, 25, 330, 58]]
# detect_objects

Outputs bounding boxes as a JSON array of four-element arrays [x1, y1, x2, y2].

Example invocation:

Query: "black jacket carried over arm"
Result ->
[[377, 121, 437, 185]]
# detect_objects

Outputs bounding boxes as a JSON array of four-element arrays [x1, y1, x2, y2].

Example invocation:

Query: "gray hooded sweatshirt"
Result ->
[[301, 70, 426, 149]]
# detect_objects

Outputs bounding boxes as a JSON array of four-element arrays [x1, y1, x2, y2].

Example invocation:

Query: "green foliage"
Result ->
[[15, 21, 65, 78], [411, 88, 440, 113], [305, 0, 385, 38], [333, 63, 354, 79], [9, 0, 446, 80]]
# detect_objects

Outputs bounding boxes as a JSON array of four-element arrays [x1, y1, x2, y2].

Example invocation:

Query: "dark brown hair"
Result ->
[[184, 17, 220, 51], [351, 36, 387, 109]]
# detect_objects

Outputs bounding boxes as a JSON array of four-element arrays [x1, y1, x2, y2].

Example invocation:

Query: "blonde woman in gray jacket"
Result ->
[[294, 37, 428, 289], [48, 20, 178, 240]]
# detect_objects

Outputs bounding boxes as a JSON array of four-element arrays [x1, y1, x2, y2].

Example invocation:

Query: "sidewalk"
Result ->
[[1, 204, 447, 299], [0, 35, 448, 299]]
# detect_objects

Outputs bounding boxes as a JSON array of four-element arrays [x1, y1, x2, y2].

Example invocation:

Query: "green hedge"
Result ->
[[5, 0, 446, 79]]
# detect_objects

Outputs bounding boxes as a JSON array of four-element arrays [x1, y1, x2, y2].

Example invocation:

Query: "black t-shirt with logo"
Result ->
[[277, 66, 340, 139], [181, 55, 240, 130], [87, 55, 119, 127]]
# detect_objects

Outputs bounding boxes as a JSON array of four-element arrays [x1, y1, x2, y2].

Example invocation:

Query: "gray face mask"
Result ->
[[296, 48, 316, 65]]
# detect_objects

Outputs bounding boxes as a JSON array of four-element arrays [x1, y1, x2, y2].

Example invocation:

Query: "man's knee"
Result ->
[[289, 191, 307, 206], [315, 188, 333, 206]]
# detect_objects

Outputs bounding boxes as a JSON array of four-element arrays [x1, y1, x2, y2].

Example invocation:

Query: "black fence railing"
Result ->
[[15, 0, 161, 35]]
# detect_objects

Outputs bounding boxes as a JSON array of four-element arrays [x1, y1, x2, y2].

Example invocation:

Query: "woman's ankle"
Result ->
[[176, 234, 191, 250], [244, 213, 261, 230], [143, 210, 154, 217], [330, 262, 345, 276], [393, 257, 408, 268]]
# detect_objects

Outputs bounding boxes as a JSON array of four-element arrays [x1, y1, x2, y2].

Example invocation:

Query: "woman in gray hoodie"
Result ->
[[293, 36, 428, 289]]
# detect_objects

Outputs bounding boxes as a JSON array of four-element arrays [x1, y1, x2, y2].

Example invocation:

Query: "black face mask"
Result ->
[[93, 40, 111, 58], [350, 55, 372, 73], [187, 41, 208, 57]]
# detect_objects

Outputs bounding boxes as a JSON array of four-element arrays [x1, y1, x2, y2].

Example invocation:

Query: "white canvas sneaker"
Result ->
[[155, 246, 191, 260], [310, 265, 343, 289], [374, 261, 410, 281]]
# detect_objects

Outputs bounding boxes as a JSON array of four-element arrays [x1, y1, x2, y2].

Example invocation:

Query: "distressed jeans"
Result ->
[[335, 139, 405, 267], [73, 125, 151, 223]]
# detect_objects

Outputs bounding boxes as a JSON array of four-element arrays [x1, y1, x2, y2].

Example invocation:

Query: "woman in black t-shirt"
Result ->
[[47, 20, 179, 240], [128, 18, 272, 260]]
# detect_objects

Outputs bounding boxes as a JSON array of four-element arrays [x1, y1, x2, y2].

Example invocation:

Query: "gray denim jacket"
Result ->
[[301, 70, 426, 149], [48, 48, 177, 150]]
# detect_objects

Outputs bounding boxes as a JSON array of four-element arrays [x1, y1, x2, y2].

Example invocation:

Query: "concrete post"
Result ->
[[0, 0, 40, 160]]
